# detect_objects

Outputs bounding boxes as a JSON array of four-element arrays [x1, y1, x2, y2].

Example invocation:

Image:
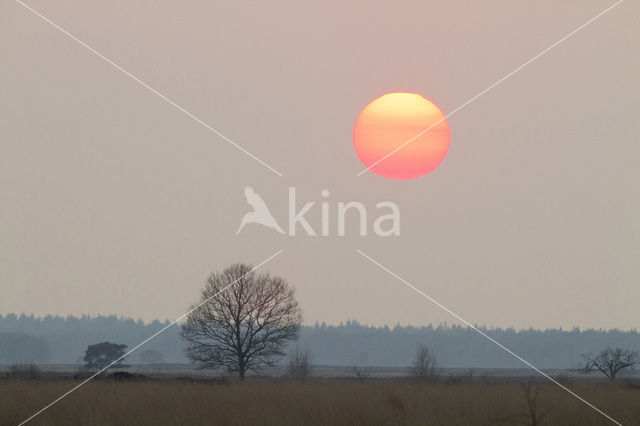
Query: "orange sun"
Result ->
[[353, 92, 450, 180]]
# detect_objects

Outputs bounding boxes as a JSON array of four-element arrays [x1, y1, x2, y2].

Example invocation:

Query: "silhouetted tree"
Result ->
[[412, 345, 437, 380], [577, 347, 639, 380], [83, 342, 127, 370], [181, 263, 302, 380]]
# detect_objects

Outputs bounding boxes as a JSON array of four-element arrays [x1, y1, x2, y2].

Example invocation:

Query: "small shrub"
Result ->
[[7, 363, 41, 379]]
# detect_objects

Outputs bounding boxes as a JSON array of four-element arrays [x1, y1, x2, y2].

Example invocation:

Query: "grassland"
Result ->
[[2, 377, 639, 426]]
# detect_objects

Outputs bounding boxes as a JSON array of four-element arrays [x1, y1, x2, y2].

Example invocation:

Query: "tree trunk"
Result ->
[[237, 352, 246, 381]]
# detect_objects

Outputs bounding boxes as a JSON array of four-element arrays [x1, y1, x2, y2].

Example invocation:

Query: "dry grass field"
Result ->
[[1, 378, 638, 426]]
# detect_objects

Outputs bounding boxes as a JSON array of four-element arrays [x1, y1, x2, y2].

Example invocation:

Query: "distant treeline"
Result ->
[[1, 314, 638, 368]]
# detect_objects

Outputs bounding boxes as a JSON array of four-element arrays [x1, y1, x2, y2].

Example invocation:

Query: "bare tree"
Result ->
[[577, 347, 639, 380], [181, 263, 303, 380], [412, 345, 437, 381], [351, 364, 370, 382], [287, 346, 312, 380]]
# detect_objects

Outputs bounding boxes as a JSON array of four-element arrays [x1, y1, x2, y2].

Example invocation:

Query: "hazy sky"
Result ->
[[1, 0, 638, 329]]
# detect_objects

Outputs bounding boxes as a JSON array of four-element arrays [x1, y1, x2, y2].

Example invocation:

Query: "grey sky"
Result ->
[[1, 0, 638, 329]]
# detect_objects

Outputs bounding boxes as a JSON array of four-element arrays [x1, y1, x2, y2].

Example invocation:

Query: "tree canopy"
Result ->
[[181, 263, 302, 379], [84, 342, 127, 370]]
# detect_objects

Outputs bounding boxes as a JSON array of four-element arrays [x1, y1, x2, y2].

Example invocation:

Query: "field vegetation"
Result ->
[[2, 377, 638, 425]]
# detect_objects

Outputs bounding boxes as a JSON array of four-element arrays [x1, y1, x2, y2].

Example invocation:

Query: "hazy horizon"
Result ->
[[4, 311, 638, 331], [2, 0, 638, 330], [3, 313, 639, 368]]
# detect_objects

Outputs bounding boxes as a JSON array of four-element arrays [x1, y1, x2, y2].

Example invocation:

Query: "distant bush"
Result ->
[[84, 342, 127, 370], [287, 347, 312, 380], [6, 363, 41, 379]]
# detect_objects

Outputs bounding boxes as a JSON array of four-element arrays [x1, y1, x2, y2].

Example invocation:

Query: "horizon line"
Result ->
[[1, 312, 637, 333]]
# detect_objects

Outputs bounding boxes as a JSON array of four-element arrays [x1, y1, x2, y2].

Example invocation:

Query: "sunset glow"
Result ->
[[353, 92, 450, 180]]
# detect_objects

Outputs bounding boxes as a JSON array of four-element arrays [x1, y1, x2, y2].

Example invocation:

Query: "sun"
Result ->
[[353, 92, 450, 180]]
